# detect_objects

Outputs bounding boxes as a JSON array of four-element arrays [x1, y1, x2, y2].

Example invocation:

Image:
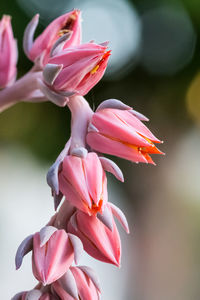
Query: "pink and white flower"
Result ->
[[58, 152, 108, 216], [87, 101, 163, 164], [43, 42, 110, 96], [24, 9, 81, 66]]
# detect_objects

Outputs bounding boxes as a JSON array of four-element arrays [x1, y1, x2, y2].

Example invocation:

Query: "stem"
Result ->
[[67, 95, 93, 152], [0, 71, 42, 112], [53, 199, 76, 229]]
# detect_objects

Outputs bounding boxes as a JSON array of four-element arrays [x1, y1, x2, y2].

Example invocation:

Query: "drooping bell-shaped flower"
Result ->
[[52, 266, 101, 300], [86, 99, 163, 164], [42, 42, 110, 97], [0, 15, 18, 88], [58, 152, 108, 216], [23, 9, 81, 66], [67, 202, 129, 266], [15, 226, 83, 285], [32, 229, 74, 285]]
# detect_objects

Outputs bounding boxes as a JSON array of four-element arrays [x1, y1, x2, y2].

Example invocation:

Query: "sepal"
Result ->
[[109, 202, 130, 233], [99, 156, 124, 182], [96, 99, 131, 112], [15, 234, 33, 269], [23, 14, 39, 58]]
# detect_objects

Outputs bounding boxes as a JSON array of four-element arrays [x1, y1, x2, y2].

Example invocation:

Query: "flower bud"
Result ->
[[58, 152, 108, 216], [67, 205, 121, 266], [43, 42, 110, 96], [52, 266, 100, 300], [24, 10, 81, 66], [32, 229, 74, 285], [87, 104, 163, 164], [0, 15, 17, 88]]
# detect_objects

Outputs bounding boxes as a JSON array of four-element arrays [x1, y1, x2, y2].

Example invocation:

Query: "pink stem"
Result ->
[[0, 71, 42, 112], [67, 95, 93, 152], [53, 199, 76, 229]]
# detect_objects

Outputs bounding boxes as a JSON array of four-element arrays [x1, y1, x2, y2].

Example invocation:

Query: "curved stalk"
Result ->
[[0, 71, 42, 112], [67, 95, 93, 152]]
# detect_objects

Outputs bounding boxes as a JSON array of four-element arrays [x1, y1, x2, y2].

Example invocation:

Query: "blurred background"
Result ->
[[1, 0, 200, 299]]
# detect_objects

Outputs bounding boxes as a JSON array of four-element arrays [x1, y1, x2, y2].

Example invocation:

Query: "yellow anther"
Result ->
[[58, 29, 71, 37], [90, 65, 99, 74]]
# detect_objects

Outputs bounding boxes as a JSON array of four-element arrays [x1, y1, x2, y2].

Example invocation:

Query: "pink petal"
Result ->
[[83, 153, 103, 206], [32, 230, 74, 285], [68, 210, 121, 266], [71, 267, 100, 300], [87, 132, 151, 164]]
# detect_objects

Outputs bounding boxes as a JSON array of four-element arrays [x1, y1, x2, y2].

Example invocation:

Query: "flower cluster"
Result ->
[[1, 9, 164, 300]]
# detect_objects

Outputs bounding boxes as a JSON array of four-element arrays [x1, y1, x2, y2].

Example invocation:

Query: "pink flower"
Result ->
[[87, 105, 163, 164], [52, 266, 101, 300], [0, 15, 17, 88], [32, 229, 74, 285], [43, 42, 110, 96], [67, 205, 122, 266], [58, 152, 108, 216], [11, 226, 82, 285], [25, 10, 81, 65]]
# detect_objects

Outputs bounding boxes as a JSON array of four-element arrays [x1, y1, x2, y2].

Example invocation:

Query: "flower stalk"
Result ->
[[0, 71, 43, 112], [67, 95, 93, 152]]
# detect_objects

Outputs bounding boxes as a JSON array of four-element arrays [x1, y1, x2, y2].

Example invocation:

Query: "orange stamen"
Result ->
[[90, 51, 111, 75]]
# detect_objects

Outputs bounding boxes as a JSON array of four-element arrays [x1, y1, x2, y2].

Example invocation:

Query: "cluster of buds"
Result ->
[[0, 10, 110, 110], [2, 9, 164, 300]]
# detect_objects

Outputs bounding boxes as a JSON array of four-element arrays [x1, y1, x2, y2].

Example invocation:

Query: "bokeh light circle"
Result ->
[[140, 5, 196, 75]]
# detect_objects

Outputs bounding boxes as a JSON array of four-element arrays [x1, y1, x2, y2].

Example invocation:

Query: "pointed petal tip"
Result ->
[[96, 99, 131, 112], [99, 157, 124, 182], [39, 226, 57, 247], [23, 13, 40, 57], [46, 162, 60, 195], [54, 192, 63, 211], [97, 205, 113, 231], [100, 41, 109, 47], [59, 269, 78, 299], [149, 160, 156, 166], [129, 109, 149, 121], [72, 8, 81, 14], [109, 202, 129, 234], [43, 63, 63, 85], [34, 13, 39, 20], [50, 32, 72, 57], [15, 234, 33, 270], [112, 256, 121, 268], [152, 137, 163, 144]]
